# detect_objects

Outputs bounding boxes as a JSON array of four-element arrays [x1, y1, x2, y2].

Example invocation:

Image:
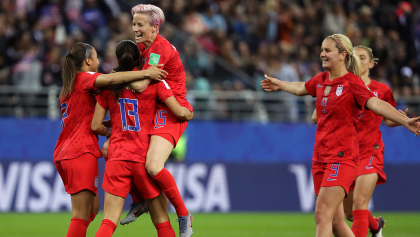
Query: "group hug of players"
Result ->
[[53, 3, 420, 237], [54, 4, 193, 237]]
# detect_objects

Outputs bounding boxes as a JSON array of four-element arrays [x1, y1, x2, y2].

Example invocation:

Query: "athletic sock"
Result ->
[[66, 218, 88, 237], [155, 221, 176, 237], [352, 209, 369, 237], [95, 219, 117, 237], [87, 212, 96, 226], [151, 168, 188, 217], [368, 211, 379, 232]]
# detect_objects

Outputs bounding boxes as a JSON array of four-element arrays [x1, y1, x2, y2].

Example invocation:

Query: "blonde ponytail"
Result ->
[[325, 34, 362, 78], [354, 45, 379, 64]]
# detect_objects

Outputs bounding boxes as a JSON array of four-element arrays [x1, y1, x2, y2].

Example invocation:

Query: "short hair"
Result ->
[[131, 4, 165, 30]]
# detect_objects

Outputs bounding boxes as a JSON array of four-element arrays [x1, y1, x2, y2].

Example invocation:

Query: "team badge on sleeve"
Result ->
[[148, 53, 161, 65], [324, 86, 331, 96], [336, 85, 343, 96], [373, 92, 378, 97]]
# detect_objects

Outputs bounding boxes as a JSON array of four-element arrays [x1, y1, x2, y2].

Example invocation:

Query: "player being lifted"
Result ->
[[118, 4, 194, 237], [54, 42, 166, 237], [92, 40, 192, 237], [261, 34, 420, 237]]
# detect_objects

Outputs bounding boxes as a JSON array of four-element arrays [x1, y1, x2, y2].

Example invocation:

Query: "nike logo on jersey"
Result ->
[[366, 166, 374, 170], [327, 177, 336, 181], [154, 125, 164, 129]]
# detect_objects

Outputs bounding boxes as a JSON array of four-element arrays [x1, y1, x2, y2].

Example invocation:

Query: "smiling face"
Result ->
[[354, 47, 374, 75], [320, 39, 346, 71], [132, 13, 158, 44]]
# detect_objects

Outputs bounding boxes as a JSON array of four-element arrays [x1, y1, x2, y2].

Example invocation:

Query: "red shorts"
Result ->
[[102, 160, 161, 199], [149, 108, 188, 147], [55, 153, 99, 195], [349, 154, 386, 190], [312, 160, 359, 196]]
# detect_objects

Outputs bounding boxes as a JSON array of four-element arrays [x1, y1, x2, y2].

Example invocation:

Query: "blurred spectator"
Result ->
[[0, 0, 419, 119], [322, 3, 346, 37]]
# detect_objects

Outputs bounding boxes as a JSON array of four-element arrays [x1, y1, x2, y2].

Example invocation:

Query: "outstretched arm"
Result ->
[[91, 103, 111, 138], [93, 64, 167, 88], [384, 108, 408, 127], [163, 96, 193, 121], [261, 75, 309, 96], [366, 97, 420, 135]]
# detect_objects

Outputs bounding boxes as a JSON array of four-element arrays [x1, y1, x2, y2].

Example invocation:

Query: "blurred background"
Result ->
[[0, 0, 419, 121], [0, 0, 420, 236]]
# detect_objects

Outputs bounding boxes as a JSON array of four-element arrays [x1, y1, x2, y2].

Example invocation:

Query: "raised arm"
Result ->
[[93, 64, 167, 88], [91, 103, 112, 138], [261, 75, 309, 96], [366, 97, 420, 135], [163, 96, 193, 121]]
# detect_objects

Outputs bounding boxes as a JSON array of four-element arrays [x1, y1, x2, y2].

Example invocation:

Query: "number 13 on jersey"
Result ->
[[118, 98, 140, 131]]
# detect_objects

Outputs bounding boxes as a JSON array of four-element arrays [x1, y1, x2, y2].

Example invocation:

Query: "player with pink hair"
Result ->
[[120, 4, 194, 237]]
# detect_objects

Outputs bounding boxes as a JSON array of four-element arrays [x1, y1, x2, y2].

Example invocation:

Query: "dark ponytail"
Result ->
[[112, 40, 141, 102], [59, 42, 93, 99]]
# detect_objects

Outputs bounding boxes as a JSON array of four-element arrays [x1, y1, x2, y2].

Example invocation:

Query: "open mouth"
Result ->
[[135, 33, 143, 40]]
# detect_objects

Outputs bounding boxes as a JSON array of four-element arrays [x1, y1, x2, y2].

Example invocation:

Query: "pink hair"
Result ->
[[131, 4, 165, 30]]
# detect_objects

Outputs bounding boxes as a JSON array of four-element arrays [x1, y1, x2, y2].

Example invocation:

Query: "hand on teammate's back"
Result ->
[[261, 74, 282, 92], [145, 64, 167, 81]]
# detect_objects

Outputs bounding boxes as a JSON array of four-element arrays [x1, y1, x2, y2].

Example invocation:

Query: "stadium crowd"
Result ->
[[0, 0, 419, 99]]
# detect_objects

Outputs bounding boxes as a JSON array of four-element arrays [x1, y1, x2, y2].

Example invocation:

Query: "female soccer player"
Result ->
[[314, 45, 408, 237], [261, 34, 420, 237], [54, 42, 167, 237], [92, 40, 193, 237], [122, 4, 194, 236]]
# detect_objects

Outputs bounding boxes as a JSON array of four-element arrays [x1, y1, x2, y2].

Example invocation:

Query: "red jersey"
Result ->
[[54, 72, 102, 162], [357, 80, 396, 156], [138, 34, 192, 111], [305, 71, 375, 163], [96, 81, 173, 163]]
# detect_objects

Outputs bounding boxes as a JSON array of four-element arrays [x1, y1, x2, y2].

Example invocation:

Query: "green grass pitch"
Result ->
[[0, 212, 419, 237]]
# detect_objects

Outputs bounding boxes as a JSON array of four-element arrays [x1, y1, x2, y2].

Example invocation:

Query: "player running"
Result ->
[[92, 40, 192, 237], [261, 34, 420, 237], [54, 42, 166, 237], [120, 4, 194, 237]]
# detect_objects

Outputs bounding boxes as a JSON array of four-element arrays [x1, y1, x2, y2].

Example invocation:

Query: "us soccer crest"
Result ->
[[324, 86, 331, 96], [373, 92, 378, 97], [336, 85, 343, 96]]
